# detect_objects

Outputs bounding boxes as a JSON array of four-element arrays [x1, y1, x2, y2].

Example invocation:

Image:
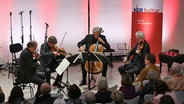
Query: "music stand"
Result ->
[[82, 52, 103, 90]]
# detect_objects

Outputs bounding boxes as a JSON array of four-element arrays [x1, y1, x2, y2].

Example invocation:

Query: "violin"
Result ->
[[137, 41, 144, 53], [84, 42, 104, 74], [50, 45, 67, 56]]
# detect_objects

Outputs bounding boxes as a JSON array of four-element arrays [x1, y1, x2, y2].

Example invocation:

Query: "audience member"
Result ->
[[137, 69, 159, 103], [166, 62, 184, 90], [84, 91, 96, 104], [135, 53, 160, 82], [95, 76, 113, 103], [119, 73, 137, 100], [153, 79, 179, 104], [54, 84, 82, 104], [111, 90, 125, 104], [7, 86, 31, 104], [0, 86, 5, 103], [34, 82, 56, 104], [159, 95, 175, 104]]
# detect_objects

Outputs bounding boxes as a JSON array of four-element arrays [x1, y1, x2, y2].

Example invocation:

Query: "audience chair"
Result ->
[[173, 90, 184, 104], [133, 81, 141, 92], [142, 80, 149, 86], [124, 96, 140, 104], [144, 94, 153, 103]]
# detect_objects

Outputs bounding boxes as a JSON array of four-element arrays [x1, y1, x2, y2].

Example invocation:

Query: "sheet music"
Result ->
[[55, 58, 70, 75]]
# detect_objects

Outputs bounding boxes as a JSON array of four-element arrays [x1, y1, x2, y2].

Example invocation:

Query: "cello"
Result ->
[[84, 41, 104, 74]]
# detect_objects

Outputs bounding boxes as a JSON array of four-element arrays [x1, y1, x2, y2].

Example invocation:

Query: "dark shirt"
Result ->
[[127, 40, 150, 68], [64, 98, 83, 104], [34, 94, 56, 104], [119, 85, 137, 100], [137, 81, 155, 97], [95, 90, 113, 103]]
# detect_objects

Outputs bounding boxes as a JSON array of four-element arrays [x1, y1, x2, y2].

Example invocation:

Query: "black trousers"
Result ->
[[118, 62, 142, 81], [81, 57, 108, 81], [45, 61, 63, 84]]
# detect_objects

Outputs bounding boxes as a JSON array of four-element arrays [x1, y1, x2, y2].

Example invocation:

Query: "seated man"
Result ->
[[166, 62, 184, 91], [40, 36, 65, 88], [16, 41, 45, 97], [118, 31, 150, 81], [135, 53, 160, 82]]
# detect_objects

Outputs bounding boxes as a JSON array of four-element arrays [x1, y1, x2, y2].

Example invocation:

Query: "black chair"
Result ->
[[9, 43, 22, 78], [9, 43, 34, 97]]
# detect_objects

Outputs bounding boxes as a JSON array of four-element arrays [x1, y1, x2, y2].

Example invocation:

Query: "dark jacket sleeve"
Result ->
[[77, 35, 88, 48], [101, 35, 110, 49]]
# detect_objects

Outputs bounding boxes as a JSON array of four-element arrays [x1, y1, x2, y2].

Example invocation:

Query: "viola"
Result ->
[[84, 42, 104, 74], [50, 45, 67, 56]]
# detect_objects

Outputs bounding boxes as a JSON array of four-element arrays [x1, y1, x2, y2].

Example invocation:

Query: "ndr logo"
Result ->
[[134, 8, 144, 12]]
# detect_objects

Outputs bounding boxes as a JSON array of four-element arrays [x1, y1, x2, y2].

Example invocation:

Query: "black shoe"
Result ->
[[79, 80, 86, 86], [53, 82, 65, 88]]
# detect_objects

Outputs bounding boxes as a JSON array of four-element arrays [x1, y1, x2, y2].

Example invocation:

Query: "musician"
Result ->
[[118, 31, 150, 81], [17, 41, 45, 97], [40, 36, 64, 88], [77, 26, 111, 86]]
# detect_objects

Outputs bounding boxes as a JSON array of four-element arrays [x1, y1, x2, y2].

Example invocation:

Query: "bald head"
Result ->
[[40, 82, 51, 94]]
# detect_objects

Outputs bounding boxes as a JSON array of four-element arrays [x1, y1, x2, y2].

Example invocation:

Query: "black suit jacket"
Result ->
[[19, 48, 39, 82], [127, 40, 150, 68]]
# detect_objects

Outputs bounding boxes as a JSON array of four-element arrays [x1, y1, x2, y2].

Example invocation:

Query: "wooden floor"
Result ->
[[0, 60, 170, 102]]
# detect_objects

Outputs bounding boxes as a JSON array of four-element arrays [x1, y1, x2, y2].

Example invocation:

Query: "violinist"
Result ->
[[77, 26, 111, 86], [118, 31, 150, 81], [17, 41, 45, 97], [40, 36, 64, 88]]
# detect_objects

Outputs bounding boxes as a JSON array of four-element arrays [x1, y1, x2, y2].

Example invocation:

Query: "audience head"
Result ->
[[146, 69, 159, 82], [96, 76, 108, 90], [8, 86, 25, 103], [121, 73, 132, 86], [145, 54, 156, 65], [68, 84, 81, 99], [170, 62, 183, 75], [159, 95, 175, 104], [84, 91, 96, 104], [154, 79, 171, 95], [40, 82, 51, 95], [0, 86, 5, 103], [135, 31, 144, 43], [111, 90, 124, 104]]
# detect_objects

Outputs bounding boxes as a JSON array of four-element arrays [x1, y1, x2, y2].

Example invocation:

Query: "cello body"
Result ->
[[85, 44, 104, 74]]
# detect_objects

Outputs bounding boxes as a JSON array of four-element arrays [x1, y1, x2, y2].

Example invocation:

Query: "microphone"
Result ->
[[45, 22, 49, 27], [19, 11, 24, 15], [10, 12, 12, 16], [29, 10, 32, 14]]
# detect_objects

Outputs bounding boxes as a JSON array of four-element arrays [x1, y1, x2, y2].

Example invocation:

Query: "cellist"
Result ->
[[77, 26, 111, 86]]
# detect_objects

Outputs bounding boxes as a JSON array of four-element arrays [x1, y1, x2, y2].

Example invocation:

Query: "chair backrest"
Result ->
[[124, 96, 140, 104], [133, 81, 141, 92], [9, 43, 22, 53], [144, 94, 153, 103], [143, 80, 149, 86], [173, 90, 184, 104]]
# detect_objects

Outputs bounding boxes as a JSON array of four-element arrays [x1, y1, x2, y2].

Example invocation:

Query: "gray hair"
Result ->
[[84, 91, 96, 104], [92, 27, 104, 33], [111, 90, 124, 104], [171, 62, 183, 74], [146, 69, 159, 82], [96, 76, 108, 90], [135, 31, 144, 38]]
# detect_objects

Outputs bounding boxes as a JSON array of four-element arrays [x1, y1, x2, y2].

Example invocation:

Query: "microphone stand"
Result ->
[[19, 11, 24, 49], [44, 22, 49, 43], [29, 10, 32, 41]]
